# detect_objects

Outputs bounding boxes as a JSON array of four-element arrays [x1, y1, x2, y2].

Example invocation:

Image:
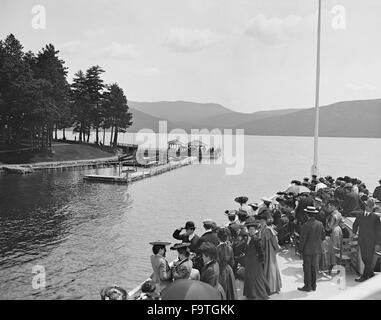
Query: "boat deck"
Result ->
[[236, 244, 359, 300]]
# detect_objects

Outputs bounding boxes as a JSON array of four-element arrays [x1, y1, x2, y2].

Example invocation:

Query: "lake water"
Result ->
[[0, 135, 380, 299]]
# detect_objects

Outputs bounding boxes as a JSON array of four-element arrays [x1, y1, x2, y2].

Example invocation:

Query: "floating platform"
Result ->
[[83, 174, 128, 184], [83, 156, 197, 185], [1, 165, 34, 174]]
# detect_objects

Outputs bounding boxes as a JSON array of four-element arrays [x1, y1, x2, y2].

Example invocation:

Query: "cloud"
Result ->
[[82, 28, 106, 38], [93, 42, 138, 60], [57, 40, 82, 54], [244, 13, 317, 45], [347, 82, 378, 92], [134, 67, 161, 77], [165, 28, 219, 53]]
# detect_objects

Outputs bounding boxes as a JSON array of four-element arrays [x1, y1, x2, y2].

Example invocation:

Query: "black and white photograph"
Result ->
[[1, 0, 381, 306]]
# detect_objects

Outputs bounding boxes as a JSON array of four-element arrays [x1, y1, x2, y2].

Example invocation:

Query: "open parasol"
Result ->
[[161, 279, 221, 300]]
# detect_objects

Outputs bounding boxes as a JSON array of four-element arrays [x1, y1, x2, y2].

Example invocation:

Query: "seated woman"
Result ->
[[170, 243, 193, 280], [199, 242, 226, 299]]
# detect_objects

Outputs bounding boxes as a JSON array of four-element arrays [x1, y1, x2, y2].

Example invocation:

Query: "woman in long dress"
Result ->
[[326, 199, 343, 274], [243, 218, 271, 300], [257, 211, 282, 294], [216, 228, 237, 300]]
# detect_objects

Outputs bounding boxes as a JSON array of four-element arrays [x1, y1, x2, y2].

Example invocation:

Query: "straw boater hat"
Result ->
[[203, 218, 215, 226], [304, 206, 319, 215], [149, 241, 171, 246]]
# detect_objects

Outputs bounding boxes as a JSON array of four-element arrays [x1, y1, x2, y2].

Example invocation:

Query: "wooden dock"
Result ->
[[1, 165, 34, 174], [83, 156, 197, 184]]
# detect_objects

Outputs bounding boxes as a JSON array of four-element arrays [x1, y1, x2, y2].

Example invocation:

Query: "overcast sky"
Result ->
[[1, 0, 381, 113]]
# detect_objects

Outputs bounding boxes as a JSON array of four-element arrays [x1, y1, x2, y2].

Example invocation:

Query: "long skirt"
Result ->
[[319, 238, 336, 271], [243, 260, 270, 300], [219, 265, 238, 300]]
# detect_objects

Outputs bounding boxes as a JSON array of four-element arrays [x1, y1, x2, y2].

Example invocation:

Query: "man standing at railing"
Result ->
[[352, 197, 381, 282], [298, 206, 326, 292]]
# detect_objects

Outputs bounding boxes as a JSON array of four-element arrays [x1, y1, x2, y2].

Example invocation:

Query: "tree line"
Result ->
[[0, 34, 133, 149]]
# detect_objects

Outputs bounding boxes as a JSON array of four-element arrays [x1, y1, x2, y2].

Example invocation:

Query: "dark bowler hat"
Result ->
[[184, 221, 196, 230], [149, 241, 171, 246], [170, 243, 191, 250], [304, 206, 319, 214]]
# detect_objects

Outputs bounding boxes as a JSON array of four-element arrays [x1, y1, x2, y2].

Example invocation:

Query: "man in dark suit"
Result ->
[[298, 206, 326, 292], [373, 179, 381, 202], [198, 219, 219, 246], [352, 197, 381, 282], [172, 221, 200, 253]]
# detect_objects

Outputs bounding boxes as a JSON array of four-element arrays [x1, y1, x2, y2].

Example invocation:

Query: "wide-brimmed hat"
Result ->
[[234, 196, 248, 204], [237, 209, 249, 217], [245, 216, 258, 227], [248, 203, 259, 211], [184, 221, 196, 230], [261, 197, 273, 204], [304, 206, 319, 214], [344, 183, 353, 189], [170, 243, 191, 250], [149, 241, 171, 246], [225, 209, 237, 216]]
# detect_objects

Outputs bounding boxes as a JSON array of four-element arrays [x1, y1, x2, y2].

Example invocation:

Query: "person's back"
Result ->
[[200, 231, 219, 247], [342, 191, 361, 216], [300, 218, 325, 255]]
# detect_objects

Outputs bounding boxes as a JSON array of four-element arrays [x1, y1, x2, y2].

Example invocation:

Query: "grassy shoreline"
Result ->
[[0, 142, 116, 165]]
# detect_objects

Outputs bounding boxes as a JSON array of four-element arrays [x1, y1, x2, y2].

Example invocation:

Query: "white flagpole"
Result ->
[[311, 0, 322, 177]]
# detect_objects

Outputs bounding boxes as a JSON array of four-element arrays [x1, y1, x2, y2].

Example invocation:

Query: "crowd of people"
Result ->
[[100, 176, 381, 300]]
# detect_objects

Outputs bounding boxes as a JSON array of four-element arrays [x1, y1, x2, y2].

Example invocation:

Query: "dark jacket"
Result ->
[[342, 191, 361, 216], [353, 212, 381, 248], [172, 228, 200, 253], [334, 187, 345, 201], [199, 230, 219, 247], [200, 260, 220, 287], [373, 185, 381, 202], [299, 217, 325, 255]]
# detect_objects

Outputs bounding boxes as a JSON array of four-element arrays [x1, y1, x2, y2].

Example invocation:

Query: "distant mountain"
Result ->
[[129, 100, 234, 124], [127, 107, 177, 132], [240, 99, 381, 138], [126, 99, 381, 138]]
